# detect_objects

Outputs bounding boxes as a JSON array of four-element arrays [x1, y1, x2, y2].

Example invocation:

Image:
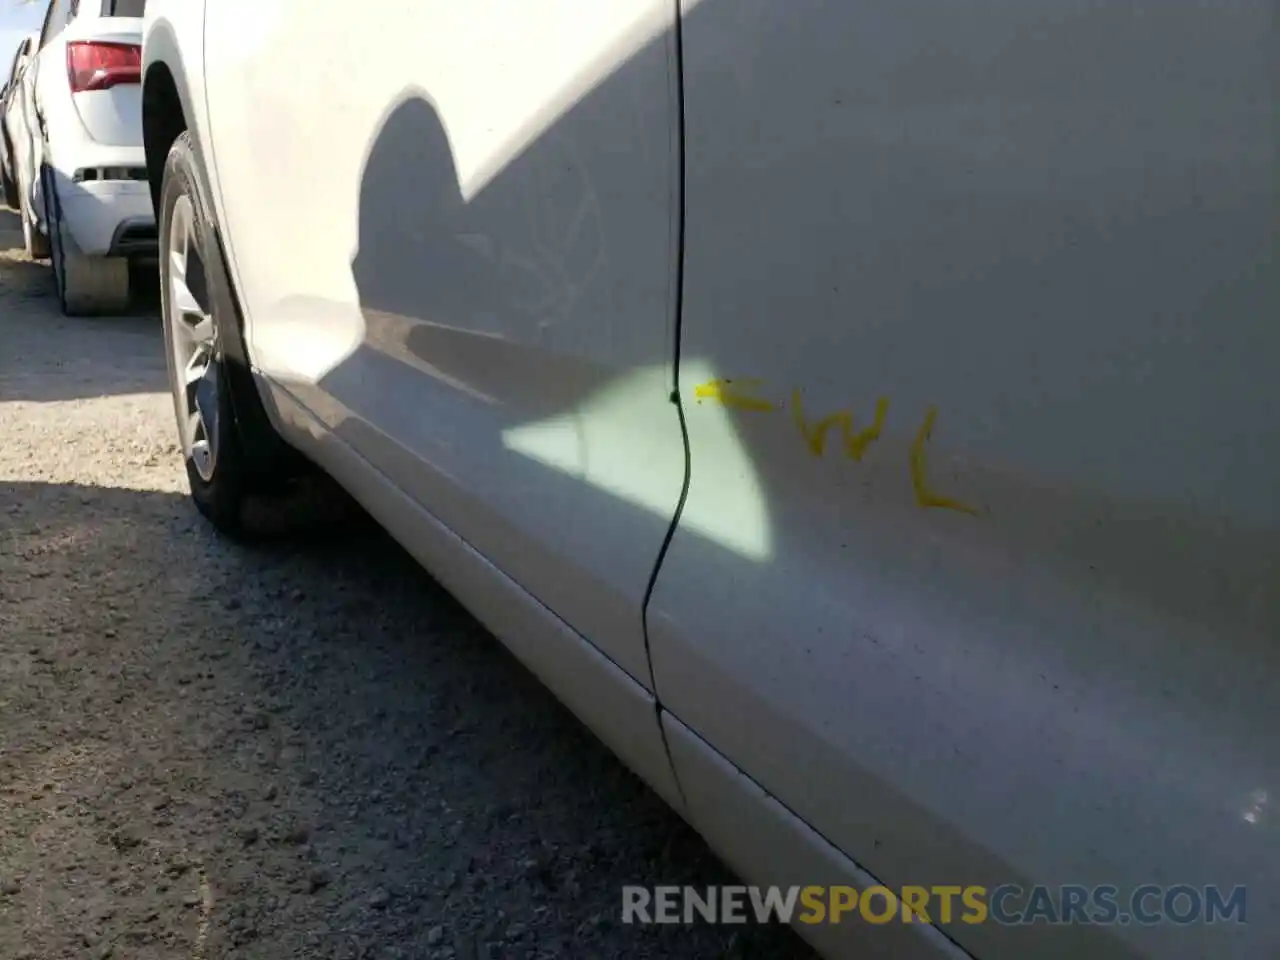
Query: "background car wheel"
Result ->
[[53, 246, 131, 316], [159, 131, 329, 539], [0, 164, 17, 211], [19, 181, 49, 260], [46, 169, 131, 316]]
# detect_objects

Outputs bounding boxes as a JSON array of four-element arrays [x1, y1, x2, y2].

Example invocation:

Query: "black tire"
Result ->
[[0, 128, 17, 210], [1, 159, 17, 211], [159, 131, 313, 539], [19, 173, 49, 260]]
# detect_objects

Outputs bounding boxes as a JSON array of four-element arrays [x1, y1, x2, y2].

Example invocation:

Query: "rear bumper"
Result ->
[[43, 146, 154, 257], [57, 179, 155, 258]]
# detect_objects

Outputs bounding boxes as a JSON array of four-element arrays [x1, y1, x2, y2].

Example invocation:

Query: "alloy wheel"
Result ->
[[166, 194, 220, 483]]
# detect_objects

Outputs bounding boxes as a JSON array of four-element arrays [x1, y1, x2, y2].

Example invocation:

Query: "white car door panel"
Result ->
[[650, 1, 1277, 959], [203, 2, 684, 687]]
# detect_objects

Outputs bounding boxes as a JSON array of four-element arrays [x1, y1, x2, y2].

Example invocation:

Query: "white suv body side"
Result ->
[[141, 3, 1279, 960]]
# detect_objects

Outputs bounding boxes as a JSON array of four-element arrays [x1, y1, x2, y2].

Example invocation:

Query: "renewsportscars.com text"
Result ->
[[621, 884, 1247, 927]]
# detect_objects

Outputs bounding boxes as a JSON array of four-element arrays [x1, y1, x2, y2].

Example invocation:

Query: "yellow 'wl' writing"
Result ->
[[791, 392, 889, 462], [691, 378, 980, 517]]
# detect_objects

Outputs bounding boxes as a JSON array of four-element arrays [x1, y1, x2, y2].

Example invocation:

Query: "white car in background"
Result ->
[[140, 2, 1276, 958], [0, 34, 37, 211], [9, 0, 152, 315]]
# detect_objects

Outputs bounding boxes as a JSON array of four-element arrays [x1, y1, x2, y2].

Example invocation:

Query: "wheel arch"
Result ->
[[141, 21, 197, 219], [141, 62, 185, 218], [144, 34, 309, 481]]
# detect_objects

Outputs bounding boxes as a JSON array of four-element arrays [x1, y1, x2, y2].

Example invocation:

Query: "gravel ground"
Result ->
[[0, 207, 810, 960]]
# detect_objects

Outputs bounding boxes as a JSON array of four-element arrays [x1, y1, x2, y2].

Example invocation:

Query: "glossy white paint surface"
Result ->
[[202, 0, 685, 687], [649, 1, 1277, 958]]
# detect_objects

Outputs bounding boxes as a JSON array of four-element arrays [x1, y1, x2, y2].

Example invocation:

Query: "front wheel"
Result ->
[[159, 131, 318, 538]]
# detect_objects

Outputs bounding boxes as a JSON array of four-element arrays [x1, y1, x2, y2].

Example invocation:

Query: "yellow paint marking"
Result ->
[[792, 390, 850, 456], [910, 406, 980, 516], [794, 391, 889, 461], [693, 378, 778, 412], [696, 379, 980, 519], [842, 396, 889, 461]]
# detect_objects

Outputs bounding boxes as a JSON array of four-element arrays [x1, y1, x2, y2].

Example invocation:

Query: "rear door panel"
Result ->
[[650, 1, 1278, 958]]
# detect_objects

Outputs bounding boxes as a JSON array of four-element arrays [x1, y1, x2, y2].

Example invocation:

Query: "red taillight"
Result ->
[[66, 41, 142, 94]]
